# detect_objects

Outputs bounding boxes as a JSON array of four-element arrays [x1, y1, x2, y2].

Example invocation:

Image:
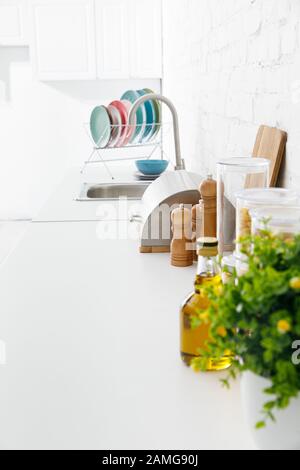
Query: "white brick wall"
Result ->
[[162, 0, 300, 189]]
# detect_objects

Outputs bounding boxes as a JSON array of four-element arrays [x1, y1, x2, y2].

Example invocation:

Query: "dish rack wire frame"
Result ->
[[81, 122, 172, 180]]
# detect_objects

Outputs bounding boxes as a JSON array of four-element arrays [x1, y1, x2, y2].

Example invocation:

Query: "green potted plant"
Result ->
[[192, 232, 300, 450]]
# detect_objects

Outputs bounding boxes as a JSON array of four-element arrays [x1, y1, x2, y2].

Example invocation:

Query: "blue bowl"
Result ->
[[135, 160, 169, 176]]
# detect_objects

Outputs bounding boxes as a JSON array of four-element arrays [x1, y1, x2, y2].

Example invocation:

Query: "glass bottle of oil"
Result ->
[[180, 237, 231, 371]]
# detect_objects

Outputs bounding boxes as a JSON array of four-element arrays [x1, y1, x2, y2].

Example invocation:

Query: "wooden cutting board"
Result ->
[[251, 125, 287, 187]]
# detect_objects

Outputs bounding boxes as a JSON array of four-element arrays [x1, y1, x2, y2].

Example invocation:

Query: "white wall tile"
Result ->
[[163, 0, 300, 190]]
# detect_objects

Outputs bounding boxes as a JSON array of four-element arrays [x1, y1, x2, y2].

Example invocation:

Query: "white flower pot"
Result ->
[[241, 372, 300, 450]]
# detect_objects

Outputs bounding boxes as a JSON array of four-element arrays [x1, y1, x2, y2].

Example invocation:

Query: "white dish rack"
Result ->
[[82, 121, 172, 180]]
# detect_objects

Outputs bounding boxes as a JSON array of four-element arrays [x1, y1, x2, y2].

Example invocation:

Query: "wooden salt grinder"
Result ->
[[199, 174, 217, 238], [171, 205, 194, 267]]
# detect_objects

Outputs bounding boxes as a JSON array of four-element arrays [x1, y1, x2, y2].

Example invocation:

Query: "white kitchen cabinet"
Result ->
[[29, 0, 162, 80], [95, 0, 130, 79], [0, 0, 28, 46], [29, 0, 96, 80], [95, 0, 162, 79], [129, 0, 162, 78]]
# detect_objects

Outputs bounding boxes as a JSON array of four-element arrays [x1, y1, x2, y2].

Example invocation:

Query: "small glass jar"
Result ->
[[221, 254, 236, 283], [221, 252, 249, 280], [236, 188, 299, 244], [217, 157, 270, 254], [251, 206, 300, 239]]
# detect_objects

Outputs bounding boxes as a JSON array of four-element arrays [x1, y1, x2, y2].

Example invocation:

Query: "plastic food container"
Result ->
[[217, 157, 270, 254], [235, 188, 299, 243], [251, 206, 300, 239]]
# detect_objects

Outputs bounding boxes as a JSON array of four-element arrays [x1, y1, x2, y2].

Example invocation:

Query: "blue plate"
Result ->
[[137, 89, 155, 141], [120, 90, 146, 142], [135, 160, 169, 176]]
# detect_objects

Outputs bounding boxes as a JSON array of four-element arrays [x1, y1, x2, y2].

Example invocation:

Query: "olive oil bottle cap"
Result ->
[[197, 237, 218, 256]]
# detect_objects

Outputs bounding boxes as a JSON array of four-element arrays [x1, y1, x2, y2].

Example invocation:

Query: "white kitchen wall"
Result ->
[[0, 46, 160, 219], [162, 0, 300, 188]]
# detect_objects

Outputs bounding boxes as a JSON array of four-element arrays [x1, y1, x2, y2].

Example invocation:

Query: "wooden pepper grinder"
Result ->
[[191, 175, 217, 260], [199, 174, 217, 238], [171, 205, 194, 267]]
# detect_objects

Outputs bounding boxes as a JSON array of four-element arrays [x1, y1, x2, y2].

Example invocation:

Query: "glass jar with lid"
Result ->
[[251, 206, 300, 239], [217, 157, 270, 254], [235, 188, 299, 244]]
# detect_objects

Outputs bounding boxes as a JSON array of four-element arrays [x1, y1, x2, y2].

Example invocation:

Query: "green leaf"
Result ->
[[220, 379, 230, 389], [256, 421, 266, 430], [263, 401, 276, 412]]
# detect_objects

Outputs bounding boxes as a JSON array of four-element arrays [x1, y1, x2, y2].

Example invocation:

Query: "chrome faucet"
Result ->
[[128, 94, 185, 171]]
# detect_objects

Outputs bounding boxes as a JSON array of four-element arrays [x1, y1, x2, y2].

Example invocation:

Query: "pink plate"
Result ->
[[121, 100, 136, 145], [107, 104, 122, 148], [108, 100, 127, 147]]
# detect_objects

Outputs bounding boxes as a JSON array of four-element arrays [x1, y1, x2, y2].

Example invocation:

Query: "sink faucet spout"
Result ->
[[128, 94, 185, 171]]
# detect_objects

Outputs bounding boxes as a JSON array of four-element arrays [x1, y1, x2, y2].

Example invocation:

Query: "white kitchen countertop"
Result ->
[[0, 169, 254, 450]]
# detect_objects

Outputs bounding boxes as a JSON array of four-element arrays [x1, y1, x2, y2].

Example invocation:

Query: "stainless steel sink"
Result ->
[[76, 182, 150, 201]]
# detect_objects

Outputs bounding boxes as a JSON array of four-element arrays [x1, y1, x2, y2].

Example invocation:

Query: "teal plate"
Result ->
[[143, 88, 161, 140], [121, 90, 146, 142], [137, 89, 155, 142], [90, 106, 111, 148]]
